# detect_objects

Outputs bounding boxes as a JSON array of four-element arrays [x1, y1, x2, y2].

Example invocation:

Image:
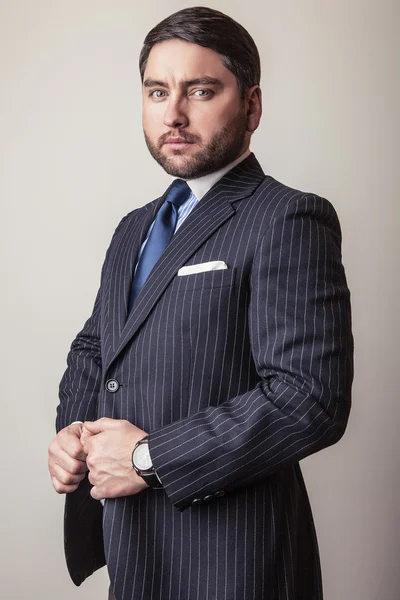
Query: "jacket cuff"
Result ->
[[147, 429, 227, 511]]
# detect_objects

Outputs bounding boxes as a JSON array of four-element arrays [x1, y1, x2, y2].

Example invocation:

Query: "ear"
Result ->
[[245, 85, 262, 133]]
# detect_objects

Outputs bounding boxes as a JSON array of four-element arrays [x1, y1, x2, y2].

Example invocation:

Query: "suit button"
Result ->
[[191, 498, 202, 505], [214, 490, 225, 498], [105, 379, 120, 393], [203, 495, 214, 502]]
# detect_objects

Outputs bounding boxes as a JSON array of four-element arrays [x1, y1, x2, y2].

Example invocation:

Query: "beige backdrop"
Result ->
[[1, 1, 399, 598]]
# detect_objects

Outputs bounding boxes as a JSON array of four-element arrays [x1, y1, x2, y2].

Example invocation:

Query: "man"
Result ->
[[48, 7, 353, 600]]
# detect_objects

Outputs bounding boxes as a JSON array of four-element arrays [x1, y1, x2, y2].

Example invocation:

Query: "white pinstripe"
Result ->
[[57, 154, 352, 600]]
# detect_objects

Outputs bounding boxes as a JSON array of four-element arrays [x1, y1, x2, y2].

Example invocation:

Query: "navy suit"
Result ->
[[57, 154, 353, 599]]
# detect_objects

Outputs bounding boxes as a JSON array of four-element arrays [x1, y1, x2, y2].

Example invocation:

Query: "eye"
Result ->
[[150, 90, 167, 99], [192, 89, 214, 98]]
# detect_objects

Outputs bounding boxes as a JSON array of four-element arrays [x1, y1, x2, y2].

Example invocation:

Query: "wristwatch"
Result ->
[[132, 437, 163, 489]]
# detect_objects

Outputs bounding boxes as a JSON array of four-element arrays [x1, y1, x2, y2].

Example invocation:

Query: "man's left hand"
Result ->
[[81, 418, 149, 500]]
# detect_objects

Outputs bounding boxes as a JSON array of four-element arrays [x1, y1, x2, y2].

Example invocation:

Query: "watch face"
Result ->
[[134, 443, 153, 471]]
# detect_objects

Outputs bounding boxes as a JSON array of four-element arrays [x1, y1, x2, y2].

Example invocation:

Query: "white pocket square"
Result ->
[[177, 261, 228, 276]]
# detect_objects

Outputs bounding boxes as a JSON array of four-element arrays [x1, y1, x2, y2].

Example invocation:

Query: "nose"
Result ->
[[163, 94, 189, 129]]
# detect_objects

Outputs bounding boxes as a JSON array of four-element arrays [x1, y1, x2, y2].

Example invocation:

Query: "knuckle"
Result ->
[[59, 471, 71, 485], [70, 462, 80, 475], [53, 480, 63, 494], [71, 460, 86, 475], [70, 446, 81, 460], [48, 440, 57, 455]]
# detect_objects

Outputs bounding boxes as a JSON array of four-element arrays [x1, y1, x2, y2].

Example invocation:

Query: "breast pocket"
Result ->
[[169, 266, 237, 293], [165, 266, 239, 413]]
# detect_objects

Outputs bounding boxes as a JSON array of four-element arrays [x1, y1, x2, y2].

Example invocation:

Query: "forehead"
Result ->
[[143, 39, 235, 84]]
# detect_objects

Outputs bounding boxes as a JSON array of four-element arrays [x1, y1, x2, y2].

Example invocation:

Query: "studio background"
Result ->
[[1, 1, 398, 598]]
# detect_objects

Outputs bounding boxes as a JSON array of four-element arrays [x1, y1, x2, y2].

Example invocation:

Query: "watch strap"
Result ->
[[138, 471, 163, 489]]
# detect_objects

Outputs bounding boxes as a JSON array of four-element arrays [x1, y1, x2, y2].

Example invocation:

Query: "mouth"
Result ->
[[163, 137, 195, 151]]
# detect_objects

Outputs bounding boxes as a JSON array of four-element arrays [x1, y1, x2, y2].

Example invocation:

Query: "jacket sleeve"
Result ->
[[148, 193, 354, 510], [56, 214, 130, 432]]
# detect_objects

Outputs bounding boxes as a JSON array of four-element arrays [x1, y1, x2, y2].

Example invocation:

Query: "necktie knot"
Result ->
[[166, 179, 191, 208]]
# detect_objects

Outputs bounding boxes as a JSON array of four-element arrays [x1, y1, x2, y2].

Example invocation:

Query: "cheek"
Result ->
[[142, 105, 162, 134], [197, 110, 229, 137]]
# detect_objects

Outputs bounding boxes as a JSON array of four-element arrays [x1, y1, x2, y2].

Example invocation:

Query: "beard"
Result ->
[[143, 109, 249, 179]]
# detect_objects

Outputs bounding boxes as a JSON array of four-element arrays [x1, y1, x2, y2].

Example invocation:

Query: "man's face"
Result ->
[[142, 39, 250, 179]]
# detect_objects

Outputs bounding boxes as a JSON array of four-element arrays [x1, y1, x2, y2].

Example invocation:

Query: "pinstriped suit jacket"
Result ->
[[57, 154, 353, 600]]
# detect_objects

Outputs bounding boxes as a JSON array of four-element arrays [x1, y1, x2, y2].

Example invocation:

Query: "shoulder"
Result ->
[[252, 175, 341, 233]]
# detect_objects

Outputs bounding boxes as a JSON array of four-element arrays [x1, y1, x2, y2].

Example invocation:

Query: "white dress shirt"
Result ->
[[137, 149, 251, 260]]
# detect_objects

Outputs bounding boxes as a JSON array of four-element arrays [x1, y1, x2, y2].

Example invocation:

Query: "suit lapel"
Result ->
[[104, 153, 265, 372], [102, 195, 164, 359]]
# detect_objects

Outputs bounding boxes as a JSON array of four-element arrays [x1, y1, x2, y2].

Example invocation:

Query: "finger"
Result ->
[[83, 418, 119, 434], [68, 422, 83, 433], [49, 447, 87, 475], [87, 470, 95, 486], [80, 426, 95, 446], [90, 486, 102, 501], [57, 429, 87, 461], [51, 463, 87, 486], [49, 447, 87, 476], [51, 476, 79, 494], [81, 434, 95, 456]]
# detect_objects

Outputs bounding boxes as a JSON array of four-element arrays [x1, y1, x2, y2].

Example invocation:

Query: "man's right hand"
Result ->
[[48, 423, 88, 494]]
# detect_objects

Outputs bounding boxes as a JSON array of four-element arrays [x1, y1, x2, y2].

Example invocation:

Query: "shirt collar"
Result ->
[[172, 149, 251, 201]]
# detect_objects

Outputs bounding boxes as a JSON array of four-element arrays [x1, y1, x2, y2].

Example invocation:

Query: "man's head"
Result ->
[[140, 7, 262, 179]]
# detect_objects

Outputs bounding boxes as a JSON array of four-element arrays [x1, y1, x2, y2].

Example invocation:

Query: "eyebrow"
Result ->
[[143, 77, 223, 89]]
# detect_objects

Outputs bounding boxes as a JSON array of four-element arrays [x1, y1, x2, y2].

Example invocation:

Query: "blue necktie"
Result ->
[[128, 179, 191, 311]]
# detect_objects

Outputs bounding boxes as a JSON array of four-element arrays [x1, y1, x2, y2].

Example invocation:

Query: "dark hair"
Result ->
[[139, 7, 261, 97]]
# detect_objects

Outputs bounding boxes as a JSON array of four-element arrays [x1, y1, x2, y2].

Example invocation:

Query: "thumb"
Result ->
[[82, 417, 117, 435], [80, 425, 95, 446]]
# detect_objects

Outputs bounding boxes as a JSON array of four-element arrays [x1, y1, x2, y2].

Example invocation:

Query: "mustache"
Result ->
[[159, 131, 202, 146]]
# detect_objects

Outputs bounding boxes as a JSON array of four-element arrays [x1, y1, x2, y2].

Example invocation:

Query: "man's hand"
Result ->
[[81, 418, 149, 500], [48, 423, 88, 494]]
